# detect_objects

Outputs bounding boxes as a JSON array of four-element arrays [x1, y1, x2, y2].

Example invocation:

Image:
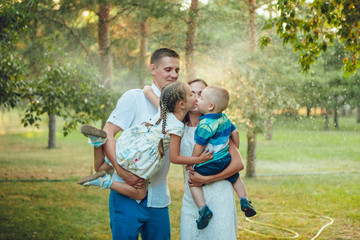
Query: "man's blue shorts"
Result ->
[[194, 153, 239, 183], [109, 190, 170, 240]]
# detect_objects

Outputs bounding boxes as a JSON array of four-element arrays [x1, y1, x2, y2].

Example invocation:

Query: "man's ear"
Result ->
[[150, 64, 156, 75], [208, 103, 215, 111]]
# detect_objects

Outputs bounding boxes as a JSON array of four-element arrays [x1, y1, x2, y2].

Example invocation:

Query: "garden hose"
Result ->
[[238, 212, 334, 239]]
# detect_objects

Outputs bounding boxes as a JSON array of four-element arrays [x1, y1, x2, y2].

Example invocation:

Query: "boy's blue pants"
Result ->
[[109, 190, 170, 240], [195, 154, 239, 183]]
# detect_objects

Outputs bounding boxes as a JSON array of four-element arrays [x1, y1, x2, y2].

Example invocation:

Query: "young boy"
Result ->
[[190, 86, 256, 229], [144, 85, 256, 229]]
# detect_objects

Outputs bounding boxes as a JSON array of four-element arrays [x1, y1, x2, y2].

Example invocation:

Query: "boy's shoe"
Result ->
[[240, 198, 256, 217], [196, 205, 213, 229], [80, 173, 112, 189], [81, 124, 107, 148], [77, 170, 107, 185]]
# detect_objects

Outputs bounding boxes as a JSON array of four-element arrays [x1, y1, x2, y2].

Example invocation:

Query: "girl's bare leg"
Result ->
[[78, 146, 112, 185], [94, 146, 113, 173]]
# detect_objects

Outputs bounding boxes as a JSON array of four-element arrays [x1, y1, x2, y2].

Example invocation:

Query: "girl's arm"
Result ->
[[188, 139, 244, 186], [143, 85, 160, 109], [169, 134, 213, 165], [191, 143, 206, 157]]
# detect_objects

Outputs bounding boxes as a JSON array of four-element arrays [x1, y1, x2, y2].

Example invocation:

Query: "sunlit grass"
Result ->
[[0, 182, 111, 240], [235, 173, 360, 240], [1, 109, 360, 239], [236, 115, 360, 174]]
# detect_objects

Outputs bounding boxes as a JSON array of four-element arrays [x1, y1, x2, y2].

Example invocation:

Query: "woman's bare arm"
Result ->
[[188, 139, 244, 187]]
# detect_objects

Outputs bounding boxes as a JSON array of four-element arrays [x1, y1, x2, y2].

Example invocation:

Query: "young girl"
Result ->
[[78, 82, 213, 200]]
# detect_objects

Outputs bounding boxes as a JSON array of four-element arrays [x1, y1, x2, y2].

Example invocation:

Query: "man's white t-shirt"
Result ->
[[107, 84, 171, 208]]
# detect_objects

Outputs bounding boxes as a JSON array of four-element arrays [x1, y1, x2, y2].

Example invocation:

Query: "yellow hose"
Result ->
[[238, 212, 334, 239]]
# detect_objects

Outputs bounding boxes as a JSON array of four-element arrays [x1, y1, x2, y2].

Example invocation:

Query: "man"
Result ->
[[102, 48, 180, 239]]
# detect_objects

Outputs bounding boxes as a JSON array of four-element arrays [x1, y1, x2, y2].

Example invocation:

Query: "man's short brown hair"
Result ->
[[150, 48, 179, 66]]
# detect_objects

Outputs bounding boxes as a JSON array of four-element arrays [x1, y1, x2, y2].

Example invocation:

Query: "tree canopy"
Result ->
[[261, 0, 360, 76]]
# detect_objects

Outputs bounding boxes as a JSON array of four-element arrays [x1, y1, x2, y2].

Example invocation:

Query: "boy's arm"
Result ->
[[230, 129, 240, 149], [169, 134, 213, 165], [103, 122, 145, 188], [192, 122, 212, 157], [188, 139, 244, 186], [143, 85, 160, 109]]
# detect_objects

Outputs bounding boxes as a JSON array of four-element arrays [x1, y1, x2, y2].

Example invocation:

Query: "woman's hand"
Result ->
[[197, 149, 213, 164], [188, 170, 211, 187], [185, 164, 194, 171]]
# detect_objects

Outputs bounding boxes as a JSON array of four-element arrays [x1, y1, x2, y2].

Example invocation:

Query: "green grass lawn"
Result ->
[[1, 109, 359, 239]]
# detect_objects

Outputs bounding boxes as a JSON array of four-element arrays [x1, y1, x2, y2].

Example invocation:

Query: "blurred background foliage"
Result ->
[[1, 0, 359, 176]]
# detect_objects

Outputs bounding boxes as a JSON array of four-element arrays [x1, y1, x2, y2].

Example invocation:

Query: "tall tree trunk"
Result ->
[[248, 0, 256, 53], [48, 113, 56, 149], [139, 18, 148, 86], [324, 108, 329, 131], [334, 106, 339, 129], [185, 0, 199, 80], [246, 128, 256, 178], [98, 3, 113, 88], [357, 104, 360, 123], [98, 3, 112, 128], [245, 0, 257, 178]]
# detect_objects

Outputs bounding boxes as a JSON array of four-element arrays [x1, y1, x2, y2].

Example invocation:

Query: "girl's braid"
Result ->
[[156, 82, 186, 159], [156, 93, 169, 158]]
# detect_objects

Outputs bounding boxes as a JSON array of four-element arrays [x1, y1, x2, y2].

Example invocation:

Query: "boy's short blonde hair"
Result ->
[[206, 86, 230, 112]]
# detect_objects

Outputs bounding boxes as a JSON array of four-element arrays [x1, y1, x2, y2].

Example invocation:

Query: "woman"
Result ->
[[180, 79, 244, 240]]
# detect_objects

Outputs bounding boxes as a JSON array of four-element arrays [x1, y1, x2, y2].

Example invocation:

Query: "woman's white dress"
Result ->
[[180, 125, 237, 240]]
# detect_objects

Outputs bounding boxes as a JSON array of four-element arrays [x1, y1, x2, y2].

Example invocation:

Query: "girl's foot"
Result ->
[[77, 170, 107, 185], [80, 172, 112, 189], [81, 124, 107, 148]]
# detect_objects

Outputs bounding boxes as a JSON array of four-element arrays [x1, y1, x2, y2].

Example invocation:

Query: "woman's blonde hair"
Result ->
[[155, 81, 188, 158]]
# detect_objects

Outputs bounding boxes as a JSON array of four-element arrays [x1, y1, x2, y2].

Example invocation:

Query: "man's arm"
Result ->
[[103, 122, 145, 188], [188, 139, 244, 187]]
